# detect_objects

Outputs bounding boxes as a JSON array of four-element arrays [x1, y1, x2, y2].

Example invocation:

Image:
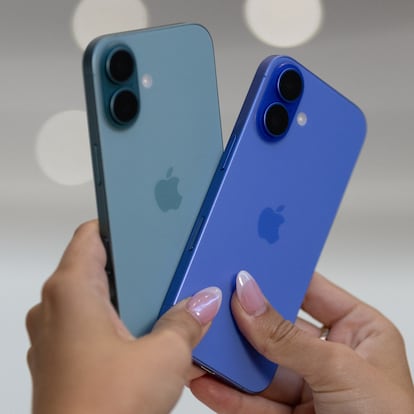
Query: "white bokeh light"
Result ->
[[244, 0, 323, 48], [36, 110, 93, 186], [72, 0, 149, 50]]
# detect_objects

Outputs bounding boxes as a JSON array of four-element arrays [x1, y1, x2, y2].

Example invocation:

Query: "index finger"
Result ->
[[41, 220, 109, 306], [302, 272, 361, 327], [57, 220, 106, 277]]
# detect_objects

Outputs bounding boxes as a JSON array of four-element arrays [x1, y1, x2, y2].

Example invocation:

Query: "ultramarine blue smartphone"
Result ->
[[161, 55, 366, 393], [82, 24, 222, 337]]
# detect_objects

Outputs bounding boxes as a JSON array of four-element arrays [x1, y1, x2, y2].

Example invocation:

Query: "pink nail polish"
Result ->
[[186, 287, 222, 325], [236, 270, 267, 316]]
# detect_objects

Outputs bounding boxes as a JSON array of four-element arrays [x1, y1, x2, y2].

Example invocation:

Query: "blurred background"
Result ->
[[1, 0, 413, 412]]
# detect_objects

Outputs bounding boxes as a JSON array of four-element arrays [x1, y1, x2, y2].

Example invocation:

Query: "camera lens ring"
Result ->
[[110, 88, 139, 125], [277, 68, 303, 102], [264, 103, 289, 137], [106, 47, 135, 83]]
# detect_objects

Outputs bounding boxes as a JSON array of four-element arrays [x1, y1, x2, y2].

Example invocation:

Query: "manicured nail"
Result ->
[[236, 270, 267, 316], [186, 287, 222, 325]]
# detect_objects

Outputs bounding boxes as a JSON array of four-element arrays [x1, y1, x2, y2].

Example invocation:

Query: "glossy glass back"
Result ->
[[83, 24, 222, 337], [162, 56, 366, 393]]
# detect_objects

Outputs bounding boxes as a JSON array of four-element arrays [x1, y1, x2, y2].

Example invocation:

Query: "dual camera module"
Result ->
[[263, 68, 303, 138], [104, 47, 139, 126], [103, 49, 303, 136]]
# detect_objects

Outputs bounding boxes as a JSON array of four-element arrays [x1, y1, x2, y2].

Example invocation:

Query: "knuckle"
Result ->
[[260, 318, 298, 357], [26, 347, 34, 370], [156, 309, 201, 352], [25, 305, 38, 331], [157, 327, 193, 361], [145, 327, 194, 377], [41, 274, 68, 302], [40, 276, 58, 301]]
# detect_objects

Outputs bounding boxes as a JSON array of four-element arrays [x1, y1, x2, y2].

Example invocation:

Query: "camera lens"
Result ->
[[110, 89, 139, 124], [107, 48, 134, 83], [278, 69, 303, 102], [264, 103, 289, 137]]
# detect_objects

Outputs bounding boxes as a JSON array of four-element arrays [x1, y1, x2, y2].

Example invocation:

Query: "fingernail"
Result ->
[[186, 287, 222, 325], [236, 270, 267, 316]]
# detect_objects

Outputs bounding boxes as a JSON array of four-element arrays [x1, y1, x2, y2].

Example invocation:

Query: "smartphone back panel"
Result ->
[[83, 24, 222, 337], [161, 56, 366, 393]]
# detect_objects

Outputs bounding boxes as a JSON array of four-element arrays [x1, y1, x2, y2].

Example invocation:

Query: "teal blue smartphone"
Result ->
[[161, 56, 366, 393], [82, 24, 222, 337]]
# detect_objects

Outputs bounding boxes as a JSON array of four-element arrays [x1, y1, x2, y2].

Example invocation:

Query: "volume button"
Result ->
[[188, 215, 205, 251], [92, 145, 102, 186]]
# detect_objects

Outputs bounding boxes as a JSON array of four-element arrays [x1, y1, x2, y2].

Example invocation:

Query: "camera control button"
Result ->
[[220, 134, 237, 171]]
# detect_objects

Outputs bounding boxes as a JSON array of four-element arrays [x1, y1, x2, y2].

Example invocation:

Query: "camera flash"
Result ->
[[296, 112, 307, 127], [141, 73, 153, 89]]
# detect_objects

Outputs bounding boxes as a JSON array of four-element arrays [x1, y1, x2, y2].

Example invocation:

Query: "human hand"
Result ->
[[191, 271, 414, 413], [26, 221, 222, 414]]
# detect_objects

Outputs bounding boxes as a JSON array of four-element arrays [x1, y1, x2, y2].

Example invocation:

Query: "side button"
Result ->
[[188, 215, 205, 251], [220, 134, 237, 171]]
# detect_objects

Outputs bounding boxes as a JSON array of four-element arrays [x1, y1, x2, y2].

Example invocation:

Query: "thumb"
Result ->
[[152, 286, 222, 352], [232, 270, 357, 389]]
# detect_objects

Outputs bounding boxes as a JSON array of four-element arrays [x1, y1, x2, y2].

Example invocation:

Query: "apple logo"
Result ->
[[258, 205, 286, 244], [154, 167, 183, 212]]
